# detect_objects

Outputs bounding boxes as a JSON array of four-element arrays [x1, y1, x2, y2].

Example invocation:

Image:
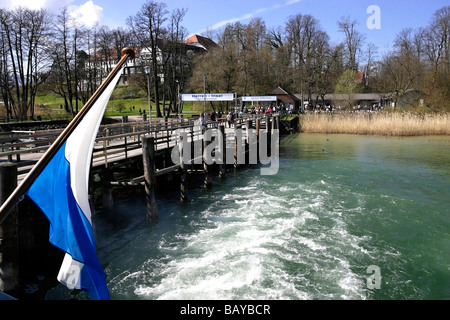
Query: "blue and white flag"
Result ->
[[26, 67, 124, 300]]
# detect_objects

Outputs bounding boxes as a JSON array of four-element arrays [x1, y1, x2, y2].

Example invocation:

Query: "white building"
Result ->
[[85, 35, 218, 87]]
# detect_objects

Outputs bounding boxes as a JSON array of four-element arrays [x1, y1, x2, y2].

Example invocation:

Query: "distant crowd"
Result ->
[[200, 105, 288, 129]]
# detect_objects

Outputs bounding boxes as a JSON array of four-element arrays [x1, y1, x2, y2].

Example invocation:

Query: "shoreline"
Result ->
[[299, 112, 450, 136]]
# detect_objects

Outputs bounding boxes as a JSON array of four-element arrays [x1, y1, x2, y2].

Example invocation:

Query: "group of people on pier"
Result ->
[[200, 110, 235, 128], [200, 104, 286, 129]]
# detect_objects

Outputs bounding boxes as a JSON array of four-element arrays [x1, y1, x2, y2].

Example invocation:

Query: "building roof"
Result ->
[[296, 93, 391, 102], [184, 34, 220, 51], [356, 71, 365, 84], [269, 87, 300, 101]]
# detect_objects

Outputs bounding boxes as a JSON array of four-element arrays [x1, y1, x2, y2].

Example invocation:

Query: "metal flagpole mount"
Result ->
[[121, 47, 135, 60]]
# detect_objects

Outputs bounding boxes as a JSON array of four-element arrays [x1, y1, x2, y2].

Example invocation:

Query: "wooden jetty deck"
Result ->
[[0, 113, 300, 224], [1, 117, 210, 182], [0, 114, 292, 185], [0, 113, 296, 299]]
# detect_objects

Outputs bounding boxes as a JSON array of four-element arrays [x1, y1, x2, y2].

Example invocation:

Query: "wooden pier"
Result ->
[[0, 114, 290, 216], [0, 113, 299, 298]]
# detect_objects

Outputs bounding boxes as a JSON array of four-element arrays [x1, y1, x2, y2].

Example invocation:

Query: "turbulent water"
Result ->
[[47, 134, 450, 300]]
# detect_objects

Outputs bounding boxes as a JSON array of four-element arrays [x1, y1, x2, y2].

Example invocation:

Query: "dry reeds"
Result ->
[[300, 112, 450, 136]]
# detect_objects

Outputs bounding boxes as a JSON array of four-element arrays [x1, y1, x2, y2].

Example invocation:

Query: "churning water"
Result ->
[[48, 134, 450, 300]]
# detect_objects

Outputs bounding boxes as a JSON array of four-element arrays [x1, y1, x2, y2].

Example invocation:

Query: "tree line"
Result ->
[[191, 6, 449, 112], [0, 1, 448, 121], [0, 1, 190, 120]]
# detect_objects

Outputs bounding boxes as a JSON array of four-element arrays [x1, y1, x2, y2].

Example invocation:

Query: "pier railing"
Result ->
[[0, 114, 271, 181]]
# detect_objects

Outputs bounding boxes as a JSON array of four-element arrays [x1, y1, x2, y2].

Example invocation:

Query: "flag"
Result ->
[[25, 66, 124, 300]]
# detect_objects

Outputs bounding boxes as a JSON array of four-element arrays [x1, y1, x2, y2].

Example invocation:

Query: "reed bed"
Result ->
[[300, 112, 450, 136]]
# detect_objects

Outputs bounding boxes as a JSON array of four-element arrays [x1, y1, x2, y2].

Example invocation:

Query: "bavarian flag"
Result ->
[[26, 62, 125, 300]]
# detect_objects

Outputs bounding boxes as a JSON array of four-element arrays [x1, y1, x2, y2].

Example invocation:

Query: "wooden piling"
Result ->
[[245, 119, 252, 132], [219, 125, 226, 179], [179, 134, 188, 203], [203, 136, 212, 189], [255, 118, 261, 163], [234, 131, 238, 169], [274, 114, 280, 131], [101, 171, 115, 214], [0, 163, 19, 293], [142, 136, 158, 221], [265, 114, 272, 157], [245, 120, 252, 165], [273, 114, 280, 146]]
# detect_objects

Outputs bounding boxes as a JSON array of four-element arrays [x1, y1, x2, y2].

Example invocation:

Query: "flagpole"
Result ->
[[0, 47, 135, 225]]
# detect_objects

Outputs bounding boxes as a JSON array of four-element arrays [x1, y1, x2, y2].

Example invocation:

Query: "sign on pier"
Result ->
[[181, 93, 235, 102]]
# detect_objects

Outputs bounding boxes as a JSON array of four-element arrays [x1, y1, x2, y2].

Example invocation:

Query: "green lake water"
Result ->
[[48, 133, 450, 300]]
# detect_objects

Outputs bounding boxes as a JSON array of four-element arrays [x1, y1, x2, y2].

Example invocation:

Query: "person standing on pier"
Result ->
[[227, 112, 232, 128]]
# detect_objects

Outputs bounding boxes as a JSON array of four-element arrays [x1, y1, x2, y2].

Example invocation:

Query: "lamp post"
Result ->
[[144, 66, 152, 125], [203, 72, 209, 130]]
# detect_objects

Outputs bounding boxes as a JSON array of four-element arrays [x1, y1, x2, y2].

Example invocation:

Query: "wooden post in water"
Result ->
[[234, 130, 238, 169], [179, 134, 188, 203], [265, 114, 272, 157], [255, 118, 261, 163], [142, 136, 158, 221], [101, 171, 115, 214], [203, 136, 212, 189], [245, 119, 251, 165], [219, 125, 226, 179], [0, 163, 19, 293], [273, 114, 280, 146], [274, 114, 280, 131]]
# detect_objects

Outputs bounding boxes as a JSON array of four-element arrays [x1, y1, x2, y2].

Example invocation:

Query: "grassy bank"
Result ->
[[27, 95, 197, 119], [300, 112, 450, 136]]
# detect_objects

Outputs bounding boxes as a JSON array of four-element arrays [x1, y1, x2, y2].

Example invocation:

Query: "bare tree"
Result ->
[[363, 42, 379, 87], [267, 27, 291, 89], [285, 14, 330, 101], [81, 24, 102, 104], [161, 8, 188, 117], [422, 6, 450, 110], [337, 16, 365, 72], [316, 42, 345, 108], [0, 9, 14, 119], [111, 27, 135, 61], [127, 0, 169, 118], [245, 18, 271, 95], [379, 52, 422, 109], [0, 7, 51, 120], [49, 7, 78, 115], [424, 6, 449, 81]]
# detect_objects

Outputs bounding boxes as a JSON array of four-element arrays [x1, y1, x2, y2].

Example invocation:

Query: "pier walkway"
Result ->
[[0, 114, 286, 184]]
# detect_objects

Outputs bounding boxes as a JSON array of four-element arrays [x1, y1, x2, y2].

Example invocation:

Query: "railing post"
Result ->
[[106, 128, 110, 146], [124, 136, 128, 159], [103, 140, 108, 168]]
